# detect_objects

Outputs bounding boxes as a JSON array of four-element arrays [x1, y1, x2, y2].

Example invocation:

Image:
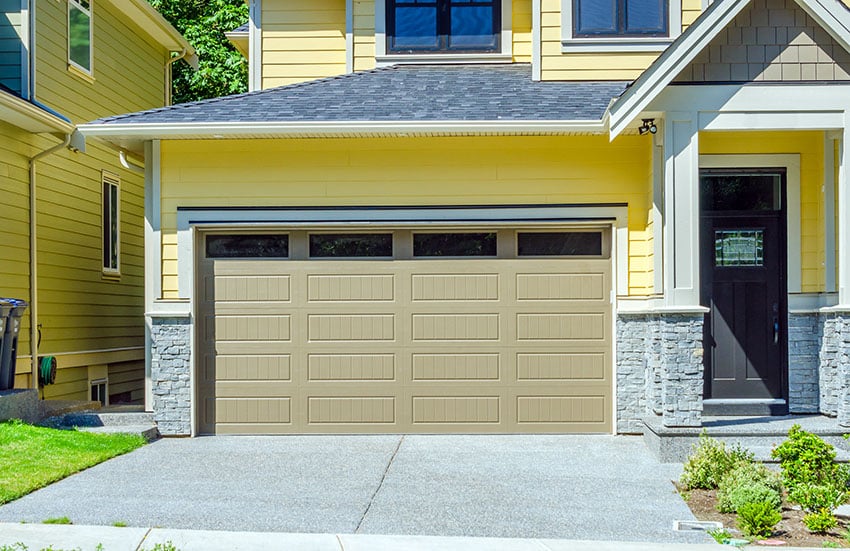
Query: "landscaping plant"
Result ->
[[802, 508, 839, 534], [716, 462, 783, 513], [737, 500, 782, 538], [680, 431, 754, 490]]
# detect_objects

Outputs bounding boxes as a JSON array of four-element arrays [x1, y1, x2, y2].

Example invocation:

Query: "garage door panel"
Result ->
[[516, 396, 607, 424], [307, 353, 396, 381], [307, 396, 396, 425], [411, 273, 500, 302], [411, 353, 500, 381], [412, 396, 501, 424], [516, 352, 607, 381], [307, 274, 395, 302], [210, 397, 292, 424], [516, 272, 607, 301], [210, 315, 292, 341], [213, 380, 295, 397], [307, 314, 395, 341], [516, 313, 606, 341], [206, 354, 292, 382], [206, 275, 292, 302], [412, 313, 500, 341]]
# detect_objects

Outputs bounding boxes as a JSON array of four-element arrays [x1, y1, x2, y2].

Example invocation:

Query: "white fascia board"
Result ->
[[105, 0, 194, 58], [608, 0, 751, 139], [797, 0, 850, 54], [79, 119, 608, 139], [0, 92, 75, 134]]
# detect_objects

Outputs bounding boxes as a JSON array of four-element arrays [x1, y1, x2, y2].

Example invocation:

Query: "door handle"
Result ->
[[773, 317, 780, 345]]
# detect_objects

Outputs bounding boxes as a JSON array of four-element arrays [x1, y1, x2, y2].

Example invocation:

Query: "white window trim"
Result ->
[[102, 171, 121, 276], [374, 0, 512, 65], [560, 0, 681, 53], [67, 0, 93, 75]]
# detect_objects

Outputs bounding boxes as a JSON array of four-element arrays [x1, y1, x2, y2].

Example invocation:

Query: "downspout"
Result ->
[[119, 150, 145, 174], [29, 134, 71, 389], [164, 48, 189, 106]]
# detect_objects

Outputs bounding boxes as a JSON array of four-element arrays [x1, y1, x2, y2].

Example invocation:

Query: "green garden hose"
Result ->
[[39, 356, 56, 386]]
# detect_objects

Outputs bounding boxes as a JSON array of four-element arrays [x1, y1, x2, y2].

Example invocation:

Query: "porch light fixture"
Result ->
[[638, 119, 657, 135]]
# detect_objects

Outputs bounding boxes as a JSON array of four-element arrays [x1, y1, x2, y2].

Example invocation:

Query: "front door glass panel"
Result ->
[[714, 230, 764, 267]]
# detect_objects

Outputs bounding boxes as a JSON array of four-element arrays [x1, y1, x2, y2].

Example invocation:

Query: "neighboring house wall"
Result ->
[[0, 1, 23, 93], [34, 0, 167, 122], [675, 0, 850, 82], [267, 0, 533, 87], [158, 135, 654, 298]]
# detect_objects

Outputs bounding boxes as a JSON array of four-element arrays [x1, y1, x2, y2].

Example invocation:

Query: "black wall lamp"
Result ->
[[638, 118, 658, 135]]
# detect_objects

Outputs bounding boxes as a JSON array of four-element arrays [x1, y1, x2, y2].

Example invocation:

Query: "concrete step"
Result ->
[[77, 424, 160, 442], [38, 399, 101, 420], [59, 411, 155, 427]]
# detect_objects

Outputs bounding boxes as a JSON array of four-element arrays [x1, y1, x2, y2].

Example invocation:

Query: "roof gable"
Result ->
[[608, 0, 850, 137]]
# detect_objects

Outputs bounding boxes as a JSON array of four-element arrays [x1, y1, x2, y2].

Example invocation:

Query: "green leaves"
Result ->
[[147, 0, 249, 104]]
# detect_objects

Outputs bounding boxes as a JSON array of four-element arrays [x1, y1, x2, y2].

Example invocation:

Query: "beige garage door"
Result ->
[[197, 228, 612, 434]]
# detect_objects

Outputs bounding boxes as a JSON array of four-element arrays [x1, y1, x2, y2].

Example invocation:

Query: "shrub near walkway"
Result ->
[[0, 420, 145, 504]]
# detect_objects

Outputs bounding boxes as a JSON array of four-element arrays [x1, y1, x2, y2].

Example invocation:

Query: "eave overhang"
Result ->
[[105, 0, 198, 67], [78, 119, 610, 154], [0, 91, 76, 134]]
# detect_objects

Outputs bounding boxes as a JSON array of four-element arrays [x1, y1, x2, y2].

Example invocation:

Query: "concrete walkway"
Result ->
[[0, 435, 705, 543], [0, 523, 834, 551]]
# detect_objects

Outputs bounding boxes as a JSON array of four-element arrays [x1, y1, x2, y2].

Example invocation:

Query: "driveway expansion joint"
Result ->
[[355, 434, 404, 534]]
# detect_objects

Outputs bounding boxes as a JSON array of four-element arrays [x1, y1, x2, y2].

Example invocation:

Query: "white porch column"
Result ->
[[663, 112, 701, 307], [839, 128, 850, 306]]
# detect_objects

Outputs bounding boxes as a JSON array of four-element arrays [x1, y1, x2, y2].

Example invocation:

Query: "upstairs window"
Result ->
[[102, 172, 120, 275], [387, 0, 500, 53], [573, 0, 668, 38], [68, 0, 92, 73]]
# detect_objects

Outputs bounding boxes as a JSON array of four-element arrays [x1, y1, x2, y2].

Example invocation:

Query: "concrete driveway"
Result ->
[[0, 435, 708, 543]]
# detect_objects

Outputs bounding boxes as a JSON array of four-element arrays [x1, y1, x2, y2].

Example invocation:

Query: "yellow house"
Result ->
[[83, 0, 850, 437], [0, 0, 194, 404]]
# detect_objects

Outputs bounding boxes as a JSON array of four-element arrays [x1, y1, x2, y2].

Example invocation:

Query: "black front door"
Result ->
[[700, 170, 787, 401]]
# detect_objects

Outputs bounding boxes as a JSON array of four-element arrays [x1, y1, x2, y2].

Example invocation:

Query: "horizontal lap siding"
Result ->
[[34, 0, 167, 123], [262, 0, 347, 88], [513, 0, 532, 62], [159, 135, 654, 298], [352, 0, 375, 71], [700, 131, 826, 293], [540, 0, 703, 81]]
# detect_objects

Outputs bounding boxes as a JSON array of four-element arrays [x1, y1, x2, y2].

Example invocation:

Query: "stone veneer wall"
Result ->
[[787, 313, 821, 413], [616, 313, 703, 433], [150, 316, 192, 436], [820, 313, 850, 426]]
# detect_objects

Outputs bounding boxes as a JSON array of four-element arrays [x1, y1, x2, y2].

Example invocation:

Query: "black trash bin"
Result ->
[[0, 300, 10, 391], [0, 299, 28, 391]]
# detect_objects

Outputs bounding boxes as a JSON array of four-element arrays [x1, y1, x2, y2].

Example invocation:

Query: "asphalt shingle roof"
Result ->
[[92, 64, 629, 125], [229, 23, 249, 33]]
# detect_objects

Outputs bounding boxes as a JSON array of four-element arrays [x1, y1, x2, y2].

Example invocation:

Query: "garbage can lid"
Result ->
[[0, 299, 28, 315], [0, 299, 14, 314]]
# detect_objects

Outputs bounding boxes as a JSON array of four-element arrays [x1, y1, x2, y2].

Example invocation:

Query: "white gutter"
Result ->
[[119, 150, 145, 174], [79, 119, 609, 138], [0, 91, 75, 134], [29, 135, 71, 389]]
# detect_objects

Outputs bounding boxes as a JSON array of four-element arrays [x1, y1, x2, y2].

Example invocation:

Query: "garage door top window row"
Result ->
[[205, 231, 604, 259]]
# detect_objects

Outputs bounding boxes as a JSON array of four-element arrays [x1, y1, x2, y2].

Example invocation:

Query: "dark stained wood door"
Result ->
[[700, 171, 787, 400]]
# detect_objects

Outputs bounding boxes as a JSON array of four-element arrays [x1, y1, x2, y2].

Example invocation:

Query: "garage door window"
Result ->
[[309, 233, 393, 258], [517, 231, 602, 256], [206, 234, 290, 258], [413, 232, 497, 257]]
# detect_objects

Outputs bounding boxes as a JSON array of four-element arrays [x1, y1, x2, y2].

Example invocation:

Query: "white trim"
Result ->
[[609, 0, 850, 137], [249, 0, 262, 91], [346, 0, 353, 73], [144, 140, 161, 410], [20, 0, 29, 99], [652, 128, 664, 294], [561, 0, 681, 53], [67, 0, 93, 76], [825, 135, 837, 293], [374, 0, 513, 61], [532, 0, 541, 81], [788, 292, 838, 313], [839, 124, 850, 306], [166, 205, 631, 302], [699, 154, 802, 295], [101, 170, 121, 276], [616, 296, 709, 314]]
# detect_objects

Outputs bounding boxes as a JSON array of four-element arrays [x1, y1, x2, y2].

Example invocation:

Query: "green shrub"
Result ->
[[772, 425, 850, 494], [790, 483, 847, 514], [716, 462, 783, 513], [681, 432, 754, 490], [802, 508, 838, 534], [737, 501, 782, 538]]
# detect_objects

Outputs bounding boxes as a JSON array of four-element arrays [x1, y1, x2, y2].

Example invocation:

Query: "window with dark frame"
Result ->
[[309, 234, 394, 258], [517, 232, 603, 256], [387, 0, 500, 53], [413, 232, 497, 257], [102, 173, 119, 274], [206, 235, 290, 258], [573, 0, 668, 38]]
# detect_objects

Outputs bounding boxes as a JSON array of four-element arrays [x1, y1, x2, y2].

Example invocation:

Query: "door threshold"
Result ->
[[703, 398, 788, 416]]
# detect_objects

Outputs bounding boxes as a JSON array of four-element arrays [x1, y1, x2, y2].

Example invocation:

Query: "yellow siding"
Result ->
[[700, 131, 825, 293], [160, 136, 654, 297], [34, 0, 168, 123], [540, 0, 703, 81], [353, 0, 376, 71], [513, 0, 532, 63], [262, 0, 347, 88]]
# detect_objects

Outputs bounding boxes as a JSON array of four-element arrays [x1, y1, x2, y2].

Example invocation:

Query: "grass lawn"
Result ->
[[0, 420, 146, 504]]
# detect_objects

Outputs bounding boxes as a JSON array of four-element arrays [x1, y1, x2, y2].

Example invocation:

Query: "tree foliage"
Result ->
[[147, 0, 248, 104]]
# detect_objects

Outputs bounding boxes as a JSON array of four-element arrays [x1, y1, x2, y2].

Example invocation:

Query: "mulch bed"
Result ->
[[681, 486, 850, 548]]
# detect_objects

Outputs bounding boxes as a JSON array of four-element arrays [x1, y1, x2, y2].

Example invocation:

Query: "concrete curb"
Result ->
[[0, 524, 834, 551]]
